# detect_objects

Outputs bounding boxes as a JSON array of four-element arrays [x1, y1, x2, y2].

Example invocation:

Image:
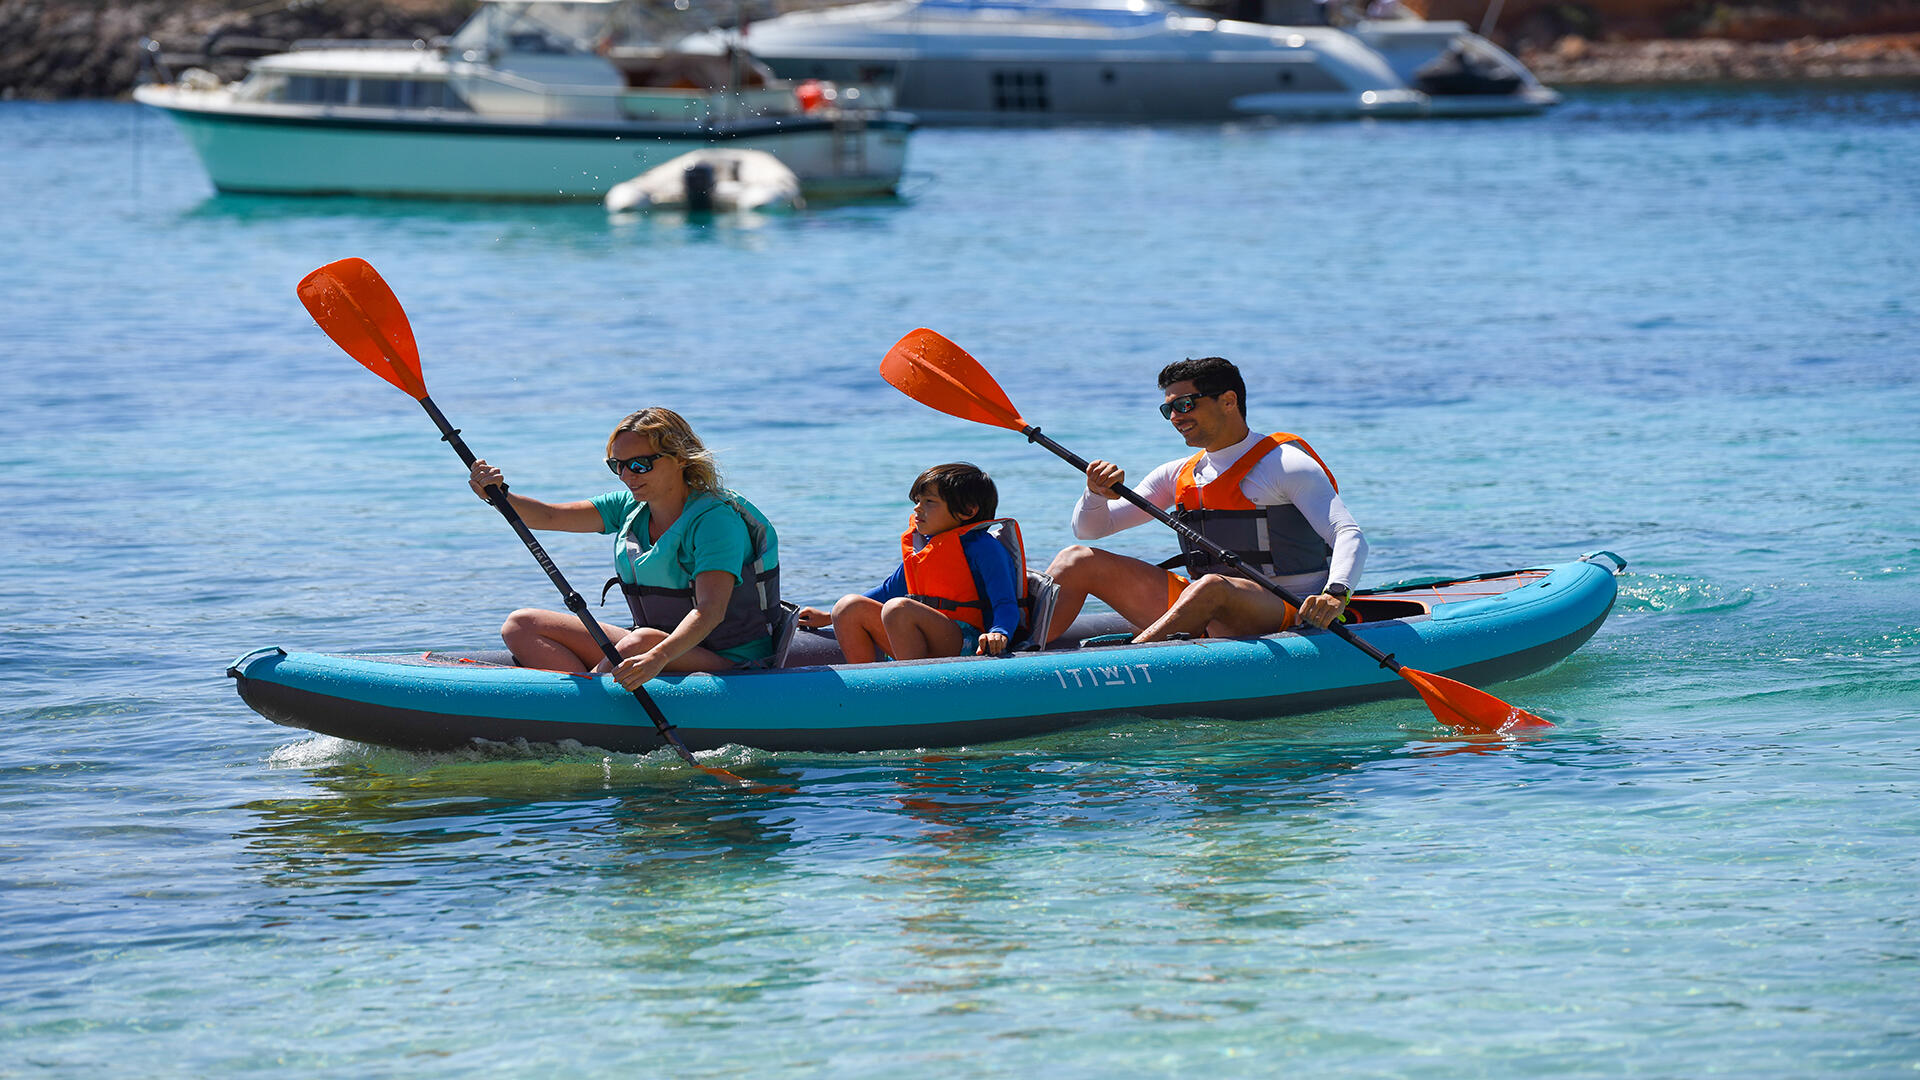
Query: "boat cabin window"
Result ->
[[507, 31, 576, 54], [272, 74, 467, 110], [286, 74, 351, 104], [992, 70, 1050, 111], [355, 78, 463, 109]]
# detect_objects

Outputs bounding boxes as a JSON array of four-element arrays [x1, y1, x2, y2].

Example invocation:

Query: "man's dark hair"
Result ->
[[910, 462, 998, 524], [1157, 356, 1247, 418]]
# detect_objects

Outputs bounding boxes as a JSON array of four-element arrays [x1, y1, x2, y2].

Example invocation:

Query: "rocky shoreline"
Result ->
[[0, 0, 475, 100], [1523, 32, 1920, 84], [2, 0, 1917, 100]]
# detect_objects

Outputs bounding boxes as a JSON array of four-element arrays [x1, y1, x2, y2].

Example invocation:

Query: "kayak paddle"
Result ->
[[879, 327, 1552, 735], [295, 257, 755, 784]]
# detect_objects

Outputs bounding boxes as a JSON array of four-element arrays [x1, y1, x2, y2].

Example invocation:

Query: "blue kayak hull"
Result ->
[[230, 558, 1618, 753]]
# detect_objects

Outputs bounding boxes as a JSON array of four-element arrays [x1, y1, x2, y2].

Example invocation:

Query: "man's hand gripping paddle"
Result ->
[[296, 257, 758, 785], [879, 328, 1552, 736]]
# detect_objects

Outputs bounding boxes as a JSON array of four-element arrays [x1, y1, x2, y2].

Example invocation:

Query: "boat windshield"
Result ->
[[911, 0, 1183, 25], [447, 1, 623, 56]]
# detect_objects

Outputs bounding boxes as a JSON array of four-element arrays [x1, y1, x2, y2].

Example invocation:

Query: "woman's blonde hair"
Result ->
[[606, 407, 722, 495]]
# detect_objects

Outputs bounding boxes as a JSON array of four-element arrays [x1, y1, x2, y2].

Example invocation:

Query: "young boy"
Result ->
[[796, 463, 1026, 662]]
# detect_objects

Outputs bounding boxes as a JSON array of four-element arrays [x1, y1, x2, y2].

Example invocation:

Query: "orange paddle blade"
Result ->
[[880, 328, 1030, 432], [694, 761, 782, 791], [297, 258, 428, 400], [1400, 668, 1553, 734]]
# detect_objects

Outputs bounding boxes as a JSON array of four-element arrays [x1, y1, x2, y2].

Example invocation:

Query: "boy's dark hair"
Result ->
[[910, 462, 998, 525], [1157, 356, 1247, 418]]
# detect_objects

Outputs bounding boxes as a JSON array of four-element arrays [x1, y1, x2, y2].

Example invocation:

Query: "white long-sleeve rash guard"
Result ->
[[1069, 429, 1368, 598]]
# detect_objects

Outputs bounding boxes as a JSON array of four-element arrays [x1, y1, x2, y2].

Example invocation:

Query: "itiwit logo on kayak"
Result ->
[[1054, 664, 1153, 689]]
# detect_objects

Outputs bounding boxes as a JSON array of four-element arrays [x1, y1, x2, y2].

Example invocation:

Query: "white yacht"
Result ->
[[133, 0, 915, 200], [700, 0, 1557, 122]]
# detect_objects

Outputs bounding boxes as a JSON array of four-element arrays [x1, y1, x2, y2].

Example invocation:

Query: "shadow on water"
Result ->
[[177, 190, 911, 248], [212, 702, 1655, 1018], [230, 705, 1565, 901], [181, 190, 605, 229]]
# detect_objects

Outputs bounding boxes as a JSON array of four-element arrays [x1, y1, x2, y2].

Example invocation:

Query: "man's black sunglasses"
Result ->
[[1159, 391, 1222, 419]]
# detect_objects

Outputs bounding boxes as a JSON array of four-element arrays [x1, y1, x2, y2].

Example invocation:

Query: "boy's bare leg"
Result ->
[[879, 597, 968, 660], [830, 594, 890, 663], [1042, 545, 1182, 642], [1133, 574, 1295, 643]]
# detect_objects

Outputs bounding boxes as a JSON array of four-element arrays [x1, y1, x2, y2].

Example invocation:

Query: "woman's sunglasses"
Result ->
[[606, 452, 669, 476], [1159, 391, 1221, 419]]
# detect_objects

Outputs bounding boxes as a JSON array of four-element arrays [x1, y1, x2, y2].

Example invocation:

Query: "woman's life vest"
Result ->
[[1168, 433, 1339, 579], [900, 518, 1028, 634], [604, 492, 781, 652]]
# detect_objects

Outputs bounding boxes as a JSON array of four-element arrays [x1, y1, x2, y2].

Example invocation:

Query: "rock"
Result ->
[[0, 0, 476, 100], [1521, 32, 1920, 83]]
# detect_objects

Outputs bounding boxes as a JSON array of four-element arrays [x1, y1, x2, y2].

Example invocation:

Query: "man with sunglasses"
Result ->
[[1041, 356, 1367, 644]]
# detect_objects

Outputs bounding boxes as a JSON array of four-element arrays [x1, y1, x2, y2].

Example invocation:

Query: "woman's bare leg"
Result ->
[[500, 608, 633, 671], [604, 626, 734, 673]]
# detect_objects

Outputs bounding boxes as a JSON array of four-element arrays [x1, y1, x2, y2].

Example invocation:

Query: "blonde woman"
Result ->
[[467, 408, 780, 690]]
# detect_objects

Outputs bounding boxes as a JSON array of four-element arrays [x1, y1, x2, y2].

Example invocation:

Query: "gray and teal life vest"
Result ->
[[602, 492, 780, 652]]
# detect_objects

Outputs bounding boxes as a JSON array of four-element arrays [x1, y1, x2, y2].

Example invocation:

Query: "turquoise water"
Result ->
[[4, 85, 1918, 1075]]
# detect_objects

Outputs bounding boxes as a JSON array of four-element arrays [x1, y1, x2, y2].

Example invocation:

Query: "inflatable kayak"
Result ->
[[229, 554, 1623, 753]]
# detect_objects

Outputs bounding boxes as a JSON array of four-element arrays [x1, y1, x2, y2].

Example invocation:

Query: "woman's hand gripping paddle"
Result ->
[[295, 258, 757, 785], [879, 328, 1551, 736]]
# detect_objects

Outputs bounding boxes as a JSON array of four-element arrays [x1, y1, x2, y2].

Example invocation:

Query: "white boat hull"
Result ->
[[719, 1, 1559, 123], [759, 52, 1556, 123], [137, 88, 914, 200]]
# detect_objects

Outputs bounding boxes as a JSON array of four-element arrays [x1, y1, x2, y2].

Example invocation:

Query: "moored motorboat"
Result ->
[[229, 554, 1621, 754], [133, 0, 915, 200], [685, 0, 1558, 123]]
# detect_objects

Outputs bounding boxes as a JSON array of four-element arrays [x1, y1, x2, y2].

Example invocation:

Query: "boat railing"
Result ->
[[289, 38, 443, 52], [454, 64, 799, 123]]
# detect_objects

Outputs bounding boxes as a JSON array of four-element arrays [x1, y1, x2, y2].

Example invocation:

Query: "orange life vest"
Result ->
[[900, 518, 1028, 632], [1169, 433, 1339, 578]]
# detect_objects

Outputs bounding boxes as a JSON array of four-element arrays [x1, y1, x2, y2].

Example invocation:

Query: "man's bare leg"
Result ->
[[1133, 574, 1296, 643], [1043, 545, 1184, 642]]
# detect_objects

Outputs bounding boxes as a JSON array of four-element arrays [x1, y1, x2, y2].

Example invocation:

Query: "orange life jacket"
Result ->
[[900, 518, 1028, 632], [1169, 433, 1339, 578]]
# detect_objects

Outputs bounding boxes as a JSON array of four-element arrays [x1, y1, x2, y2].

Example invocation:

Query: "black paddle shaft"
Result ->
[[416, 396, 690, 743], [1022, 425, 1403, 673]]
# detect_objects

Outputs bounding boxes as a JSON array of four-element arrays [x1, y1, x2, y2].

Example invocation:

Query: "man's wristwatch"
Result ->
[[1323, 583, 1351, 601]]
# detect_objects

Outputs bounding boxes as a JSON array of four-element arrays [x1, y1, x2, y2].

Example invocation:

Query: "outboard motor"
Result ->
[[1414, 41, 1524, 96], [682, 162, 716, 213]]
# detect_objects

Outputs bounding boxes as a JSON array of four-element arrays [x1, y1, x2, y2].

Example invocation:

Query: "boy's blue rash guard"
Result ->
[[865, 530, 1022, 638]]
